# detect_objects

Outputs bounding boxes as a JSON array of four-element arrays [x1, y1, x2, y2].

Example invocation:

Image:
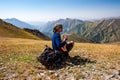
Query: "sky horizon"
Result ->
[[0, 0, 120, 22]]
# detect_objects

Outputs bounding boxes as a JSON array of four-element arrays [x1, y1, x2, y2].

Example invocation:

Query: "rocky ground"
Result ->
[[0, 53, 119, 80]]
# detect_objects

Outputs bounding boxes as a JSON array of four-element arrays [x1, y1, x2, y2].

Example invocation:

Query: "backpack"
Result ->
[[37, 45, 65, 69]]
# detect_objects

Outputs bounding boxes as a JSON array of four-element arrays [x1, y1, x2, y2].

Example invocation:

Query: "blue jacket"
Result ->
[[52, 33, 66, 50]]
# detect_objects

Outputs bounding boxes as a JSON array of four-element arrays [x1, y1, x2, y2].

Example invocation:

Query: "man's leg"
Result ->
[[66, 42, 74, 52]]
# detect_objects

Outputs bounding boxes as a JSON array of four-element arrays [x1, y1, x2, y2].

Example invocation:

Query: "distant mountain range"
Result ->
[[42, 18, 120, 43], [3, 18, 37, 29], [0, 19, 50, 40], [2, 17, 120, 43]]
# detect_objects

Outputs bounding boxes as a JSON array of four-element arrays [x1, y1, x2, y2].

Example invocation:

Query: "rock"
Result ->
[[0, 67, 7, 73], [54, 73, 59, 77], [49, 70, 55, 74], [4, 73, 17, 79], [39, 72, 44, 76], [0, 63, 3, 66]]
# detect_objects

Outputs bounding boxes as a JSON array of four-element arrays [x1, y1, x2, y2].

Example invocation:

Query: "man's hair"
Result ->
[[53, 24, 63, 33]]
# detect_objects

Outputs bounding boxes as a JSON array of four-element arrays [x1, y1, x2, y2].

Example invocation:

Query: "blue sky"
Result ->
[[0, 0, 120, 22]]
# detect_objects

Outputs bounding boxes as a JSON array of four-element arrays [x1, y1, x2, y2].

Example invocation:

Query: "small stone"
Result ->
[[49, 70, 55, 74], [55, 73, 59, 77], [39, 72, 44, 76], [4, 73, 16, 79], [0, 63, 3, 66], [0, 67, 7, 73]]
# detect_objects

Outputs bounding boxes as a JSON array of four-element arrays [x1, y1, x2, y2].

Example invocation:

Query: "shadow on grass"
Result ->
[[38, 55, 96, 70], [67, 55, 96, 66]]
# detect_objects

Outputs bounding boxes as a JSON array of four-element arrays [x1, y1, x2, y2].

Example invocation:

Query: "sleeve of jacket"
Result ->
[[55, 35, 66, 48]]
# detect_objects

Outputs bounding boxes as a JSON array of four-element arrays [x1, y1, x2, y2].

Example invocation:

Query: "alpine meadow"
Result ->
[[0, 19, 120, 79], [0, 0, 120, 80]]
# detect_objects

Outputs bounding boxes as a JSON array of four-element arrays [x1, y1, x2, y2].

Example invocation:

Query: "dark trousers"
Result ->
[[55, 42, 74, 58], [66, 42, 74, 52]]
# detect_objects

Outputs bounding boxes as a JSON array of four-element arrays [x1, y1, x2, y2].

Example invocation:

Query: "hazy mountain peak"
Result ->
[[3, 18, 36, 29]]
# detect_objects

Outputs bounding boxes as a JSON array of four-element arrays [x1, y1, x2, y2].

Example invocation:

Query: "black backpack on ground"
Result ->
[[37, 45, 68, 69]]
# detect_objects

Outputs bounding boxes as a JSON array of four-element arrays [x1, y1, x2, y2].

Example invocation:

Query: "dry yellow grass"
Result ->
[[0, 37, 120, 79], [0, 37, 51, 54]]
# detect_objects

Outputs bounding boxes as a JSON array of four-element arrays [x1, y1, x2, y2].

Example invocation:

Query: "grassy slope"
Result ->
[[0, 38, 120, 79], [62, 33, 94, 43], [0, 19, 40, 40]]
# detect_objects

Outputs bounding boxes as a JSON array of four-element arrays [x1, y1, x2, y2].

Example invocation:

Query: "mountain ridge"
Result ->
[[23, 28, 50, 40], [3, 18, 37, 29], [3, 17, 120, 43], [41, 18, 120, 43], [0, 19, 50, 40]]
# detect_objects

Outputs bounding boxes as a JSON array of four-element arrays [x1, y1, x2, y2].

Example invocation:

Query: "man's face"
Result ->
[[58, 27, 63, 33]]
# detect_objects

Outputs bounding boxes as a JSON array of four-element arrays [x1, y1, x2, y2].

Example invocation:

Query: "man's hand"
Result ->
[[63, 35, 68, 41]]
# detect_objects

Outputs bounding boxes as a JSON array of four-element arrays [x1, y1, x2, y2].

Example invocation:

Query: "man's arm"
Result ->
[[55, 37, 66, 48]]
